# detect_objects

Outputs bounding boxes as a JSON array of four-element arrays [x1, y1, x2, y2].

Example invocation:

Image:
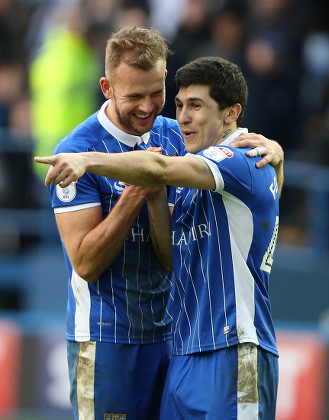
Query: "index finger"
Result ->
[[34, 156, 57, 165]]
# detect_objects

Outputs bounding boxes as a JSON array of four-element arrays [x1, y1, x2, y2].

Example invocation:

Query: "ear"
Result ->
[[100, 76, 113, 99], [224, 103, 241, 124]]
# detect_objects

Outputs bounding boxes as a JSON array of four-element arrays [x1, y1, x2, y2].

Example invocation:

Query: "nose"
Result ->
[[177, 106, 191, 125], [138, 97, 154, 114]]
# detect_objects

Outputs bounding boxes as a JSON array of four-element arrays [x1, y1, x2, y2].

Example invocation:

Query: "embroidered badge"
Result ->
[[203, 146, 234, 162], [56, 180, 77, 202], [113, 181, 126, 193], [104, 414, 126, 420]]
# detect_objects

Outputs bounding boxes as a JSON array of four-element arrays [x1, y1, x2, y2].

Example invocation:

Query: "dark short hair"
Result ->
[[175, 57, 248, 125]]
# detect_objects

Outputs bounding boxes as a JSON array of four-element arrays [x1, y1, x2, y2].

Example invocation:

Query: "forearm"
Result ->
[[38, 150, 216, 190], [70, 188, 147, 282], [84, 151, 166, 187], [147, 188, 173, 272]]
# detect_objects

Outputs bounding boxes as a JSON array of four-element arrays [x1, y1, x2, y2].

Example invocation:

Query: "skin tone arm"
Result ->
[[55, 184, 151, 283], [35, 151, 213, 273], [143, 147, 173, 271], [35, 151, 216, 190], [146, 188, 173, 272], [35, 147, 282, 273], [35, 151, 207, 277], [144, 134, 284, 268], [228, 132, 284, 196]]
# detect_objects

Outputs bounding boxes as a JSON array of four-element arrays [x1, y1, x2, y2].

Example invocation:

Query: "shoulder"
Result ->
[[152, 115, 181, 134], [201, 145, 247, 165], [150, 115, 185, 155], [54, 111, 108, 154]]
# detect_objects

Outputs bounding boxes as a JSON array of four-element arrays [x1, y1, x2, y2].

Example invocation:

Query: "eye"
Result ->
[[152, 90, 164, 97], [126, 95, 141, 100], [191, 102, 201, 109], [175, 102, 183, 109]]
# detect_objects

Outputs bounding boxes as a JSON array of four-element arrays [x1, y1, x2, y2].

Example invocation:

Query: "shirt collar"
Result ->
[[97, 100, 150, 147]]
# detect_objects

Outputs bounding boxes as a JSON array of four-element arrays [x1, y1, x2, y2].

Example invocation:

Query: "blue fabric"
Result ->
[[160, 344, 278, 420], [48, 108, 185, 344], [68, 340, 173, 420], [170, 131, 279, 356]]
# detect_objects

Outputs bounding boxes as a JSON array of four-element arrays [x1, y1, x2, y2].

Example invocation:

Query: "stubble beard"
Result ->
[[114, 102, 159, 136]]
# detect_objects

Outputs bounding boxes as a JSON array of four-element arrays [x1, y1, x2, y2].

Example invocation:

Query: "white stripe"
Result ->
[[71, 270, 91, 341], [76, 341, 96, 420], [122, 243, 132, 343], [99, 292, 102, 341], [109, 269, 117, 343], [222, 193, 259, 345], [206, 193, 223, 349], [54, 202, 100, 213], [237, 343, 259, 419], [180, 257, 194, 353], [196, 156, 224, 191], [173, 276, 185, 354], [188, 197, 214, 352], [135, 215, 144, 344]]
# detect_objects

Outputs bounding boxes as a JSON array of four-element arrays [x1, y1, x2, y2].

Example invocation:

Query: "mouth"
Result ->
[[133, 112, 154, 123], [182, 130, 196, 140]]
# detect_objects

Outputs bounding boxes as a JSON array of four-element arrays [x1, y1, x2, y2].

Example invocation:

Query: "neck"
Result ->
[[217, 125, 238, 145]]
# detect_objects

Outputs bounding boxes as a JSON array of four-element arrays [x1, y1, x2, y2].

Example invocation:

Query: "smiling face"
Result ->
[[175, 84, 233, 154], [100, 59, 167, 136]]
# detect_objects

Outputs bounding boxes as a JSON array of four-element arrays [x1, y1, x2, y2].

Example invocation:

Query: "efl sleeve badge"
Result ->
[[56, 180, 77, 202]]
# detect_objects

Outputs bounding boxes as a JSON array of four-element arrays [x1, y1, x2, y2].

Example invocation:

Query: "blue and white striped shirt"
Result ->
[[49, 100, 185, 344], [170, 129, 279, 356]]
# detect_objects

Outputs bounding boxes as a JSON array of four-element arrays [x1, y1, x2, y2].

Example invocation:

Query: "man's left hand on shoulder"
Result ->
[[228, 133, 284, 168]]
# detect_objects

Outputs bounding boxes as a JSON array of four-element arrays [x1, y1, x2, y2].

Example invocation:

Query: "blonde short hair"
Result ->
[[105, 26, 170, 78]]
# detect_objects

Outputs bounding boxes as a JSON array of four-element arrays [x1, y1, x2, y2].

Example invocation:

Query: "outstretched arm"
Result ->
[[34, 151, 217, 190]]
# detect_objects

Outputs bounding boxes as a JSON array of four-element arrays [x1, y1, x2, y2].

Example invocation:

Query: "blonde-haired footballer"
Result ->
[[35, 25, 284, 420]]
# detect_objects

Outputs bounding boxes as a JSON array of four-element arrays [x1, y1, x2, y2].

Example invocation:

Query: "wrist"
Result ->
[[146, 186, 167, 202]]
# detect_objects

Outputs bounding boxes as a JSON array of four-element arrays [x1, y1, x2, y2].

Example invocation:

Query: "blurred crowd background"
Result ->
[[0, 0, 329, 418], [0, 0, 329, 250]]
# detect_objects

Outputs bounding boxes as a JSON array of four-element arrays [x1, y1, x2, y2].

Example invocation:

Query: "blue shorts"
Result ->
[[160, 343, 279, 420], [68, 340, 172, 420]]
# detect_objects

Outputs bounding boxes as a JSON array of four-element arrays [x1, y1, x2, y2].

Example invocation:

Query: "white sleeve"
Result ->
[[194, 155, 224, 192], [54, 202, 101, 214]]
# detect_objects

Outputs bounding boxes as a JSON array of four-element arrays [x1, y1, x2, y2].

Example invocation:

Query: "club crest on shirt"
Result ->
[[203, 146, 234, 162], [56, 180, 77, 202], [114, 181, 126, 193]]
